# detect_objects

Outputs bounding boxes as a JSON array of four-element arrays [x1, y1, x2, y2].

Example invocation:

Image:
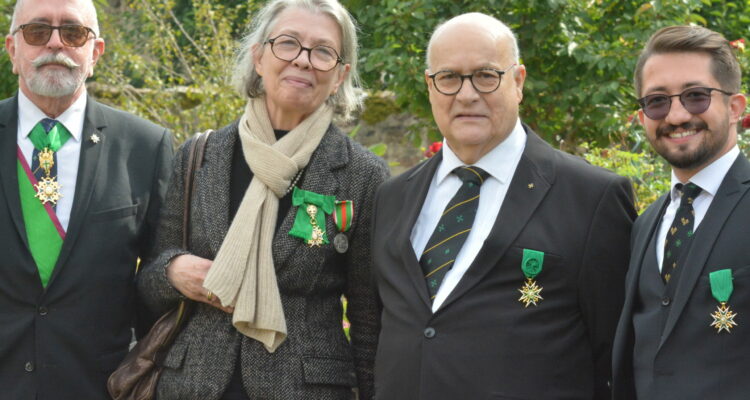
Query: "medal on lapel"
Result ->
[[709, 269, 737, 333], [289, 187, 335, 247], [332, 200, 353, 253], [518, 249, 544, 307], [34, 147, 63, 205]]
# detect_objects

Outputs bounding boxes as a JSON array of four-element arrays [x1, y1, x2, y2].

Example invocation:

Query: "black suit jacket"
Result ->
[[612, 154, 750, 400], [0, 95, 173, 400], [372, 125, 637, 400]]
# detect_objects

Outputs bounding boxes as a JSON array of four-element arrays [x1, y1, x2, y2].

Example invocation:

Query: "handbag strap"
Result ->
[[182, 129, 213, 248], [173, 129, 213, 330]]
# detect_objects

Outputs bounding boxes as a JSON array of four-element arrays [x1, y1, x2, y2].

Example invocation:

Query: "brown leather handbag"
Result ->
[[107, 130, 213, 400]]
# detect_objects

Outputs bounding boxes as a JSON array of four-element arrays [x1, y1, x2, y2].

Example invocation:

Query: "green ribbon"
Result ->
[[333, 200, 353, 232], [29, 121, 71, 152], [289, 187, 336, 244], [709, 269, 734, 303], [521, 249, 544, 279]]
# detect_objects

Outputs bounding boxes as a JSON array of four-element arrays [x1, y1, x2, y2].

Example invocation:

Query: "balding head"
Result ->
[[426, 12, 519, 70], [10, 0, 100, 35]]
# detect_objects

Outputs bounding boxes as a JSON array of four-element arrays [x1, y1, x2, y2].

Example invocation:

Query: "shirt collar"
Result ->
[[436, 118, 526, 184], [18, 90, 87, 143], [669, 145, 739, 200]]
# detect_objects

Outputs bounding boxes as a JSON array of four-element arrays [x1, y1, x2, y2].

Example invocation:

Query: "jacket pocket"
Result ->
[[90, 203, 139, 222], [302, 356, 357, 387]]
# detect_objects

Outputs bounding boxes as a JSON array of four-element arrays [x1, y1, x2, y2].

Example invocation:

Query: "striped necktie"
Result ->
[[419, 166, 489, 300]]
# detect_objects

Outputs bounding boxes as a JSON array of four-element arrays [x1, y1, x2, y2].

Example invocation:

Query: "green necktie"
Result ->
[[419, 166, 489, 300]]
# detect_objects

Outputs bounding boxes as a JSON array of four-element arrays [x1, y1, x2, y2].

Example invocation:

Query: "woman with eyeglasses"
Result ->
[[137, 1, 388, 398]]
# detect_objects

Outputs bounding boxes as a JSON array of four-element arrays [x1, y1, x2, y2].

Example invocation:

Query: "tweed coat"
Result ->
[[137, 120, 388, 399]]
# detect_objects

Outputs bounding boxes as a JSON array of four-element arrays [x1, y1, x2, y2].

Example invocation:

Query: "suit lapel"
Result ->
[[659, 155, 750, 347], [272, 125, 344, 269], [625, 195, 669, 312], [47, 97, 106, 287], [439, 127, 553, 311], [388, 153, 442, 309], [196, 127, 233, 255], [0, 96, 29, 250]]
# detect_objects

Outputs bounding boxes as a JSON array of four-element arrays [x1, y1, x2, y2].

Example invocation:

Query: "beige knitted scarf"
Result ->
[[203, 96, 332, 352]]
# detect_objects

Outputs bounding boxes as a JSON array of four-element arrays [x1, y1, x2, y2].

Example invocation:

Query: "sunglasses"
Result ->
[[638, 86, 734, 120], [13, 23, 96, 47]]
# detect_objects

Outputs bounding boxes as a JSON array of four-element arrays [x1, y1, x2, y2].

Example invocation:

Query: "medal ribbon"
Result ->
[[709, 269, 733, 303], [333, 200, 353, 232], [289, 187, 335, 244], [521, 249, 544, 279], [17, 147, 65, 287], [28, 121, 72, 152]]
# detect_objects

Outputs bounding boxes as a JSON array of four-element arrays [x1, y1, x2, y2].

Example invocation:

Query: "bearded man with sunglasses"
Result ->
[[372, 12, 637, 400], [612, 26, 750, 400], [0, 0, 172, 399]]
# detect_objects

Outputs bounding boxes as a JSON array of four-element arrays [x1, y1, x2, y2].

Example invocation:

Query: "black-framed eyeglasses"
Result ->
[[638, 86, 734, 120], [428, 64, 516, 95], [265, 34, 342, 72], [13, 23, 96, 48]]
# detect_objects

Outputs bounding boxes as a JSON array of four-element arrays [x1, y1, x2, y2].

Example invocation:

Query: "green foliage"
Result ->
[[361, 93, 399, 125], [346, 0, 750, 147], [0, 0, 18, 98], [582, 143, 670, 213], [94, 0, 252, 143]]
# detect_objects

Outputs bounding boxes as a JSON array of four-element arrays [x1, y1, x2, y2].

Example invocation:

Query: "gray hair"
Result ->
[[426, 12, 520, 70], [232, 0, 361, 120], [10, 0, 100, 36]]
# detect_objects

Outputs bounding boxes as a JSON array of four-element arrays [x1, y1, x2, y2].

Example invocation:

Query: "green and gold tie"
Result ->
[[662, 182, 702, 283], [419, 166, 489, 300]]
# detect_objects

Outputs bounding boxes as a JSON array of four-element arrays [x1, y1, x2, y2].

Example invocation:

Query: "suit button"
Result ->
[[661, 297, 671, 306], [24, 362, 34, 372], [424, 327, 436, 339], [38, 306, 48, 315]]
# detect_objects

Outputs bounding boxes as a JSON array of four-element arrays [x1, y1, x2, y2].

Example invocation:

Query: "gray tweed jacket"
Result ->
[[137, 120, 388, 400]]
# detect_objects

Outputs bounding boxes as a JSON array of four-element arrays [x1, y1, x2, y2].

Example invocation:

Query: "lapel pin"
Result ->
[[528, 183, 535, 189], [90, 133, 100, 144]]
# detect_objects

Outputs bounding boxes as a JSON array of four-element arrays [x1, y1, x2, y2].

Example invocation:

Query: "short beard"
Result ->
[[653, 120, 729, 170], [26, 53, 86, 97]]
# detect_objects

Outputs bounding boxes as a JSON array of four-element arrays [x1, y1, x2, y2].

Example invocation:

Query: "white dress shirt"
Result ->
[[17, 90, 86, 231], [656, 146, 739, 271], [411, 118, 526, 311]]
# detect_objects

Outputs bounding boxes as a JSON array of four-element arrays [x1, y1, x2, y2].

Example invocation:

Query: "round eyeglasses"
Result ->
[[638, 87, 734, 120], [13, 23, 96, 48], [428, 64, 516, 95], [265, 34, 342, 72]]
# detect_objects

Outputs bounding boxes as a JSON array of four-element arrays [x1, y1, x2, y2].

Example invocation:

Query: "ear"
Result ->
[[638, 108, 646, 126], [5, 34, 18, 75], [88, 38, 105, 77], [728, 93, 746, 125], [330, 63, 350, 95], [513, 64, 526, 103], [252, 43, 264, 77], [424, 69, 433, 89]]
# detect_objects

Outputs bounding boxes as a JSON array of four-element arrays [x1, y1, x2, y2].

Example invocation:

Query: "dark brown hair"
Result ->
[[634, 25, 741, 97]]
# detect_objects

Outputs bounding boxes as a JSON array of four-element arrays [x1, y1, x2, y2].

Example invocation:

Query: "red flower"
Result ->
[[730, 38, 745, 52], [742, 115, 750, 129], [424, 141, 443, 158]]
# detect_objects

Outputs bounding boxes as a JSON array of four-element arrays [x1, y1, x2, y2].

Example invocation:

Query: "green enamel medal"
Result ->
[[709, 269, 737, 333], [519, 249, 544, 307]]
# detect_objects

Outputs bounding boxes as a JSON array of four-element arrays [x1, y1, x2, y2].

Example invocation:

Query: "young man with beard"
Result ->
[[0, 0, 172, 398], [612, 25, 750, 400]]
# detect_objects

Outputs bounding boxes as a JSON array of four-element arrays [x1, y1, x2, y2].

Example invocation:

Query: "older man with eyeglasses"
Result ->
[[612, 25, 750, 400], [371, 12, 637, 400], [0, 0, 172, 398]]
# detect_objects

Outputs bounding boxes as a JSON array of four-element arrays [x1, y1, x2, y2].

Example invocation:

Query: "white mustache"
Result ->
[[32, 53, 79, 69]]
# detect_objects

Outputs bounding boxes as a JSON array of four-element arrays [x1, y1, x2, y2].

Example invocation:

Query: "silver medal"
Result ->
[[333, 233, 349, 253]]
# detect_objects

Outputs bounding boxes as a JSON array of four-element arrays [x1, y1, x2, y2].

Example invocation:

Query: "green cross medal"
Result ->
[[289, 187, 335, 247], [518, 249, 544, 307], [709, 269, 737, 333]]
